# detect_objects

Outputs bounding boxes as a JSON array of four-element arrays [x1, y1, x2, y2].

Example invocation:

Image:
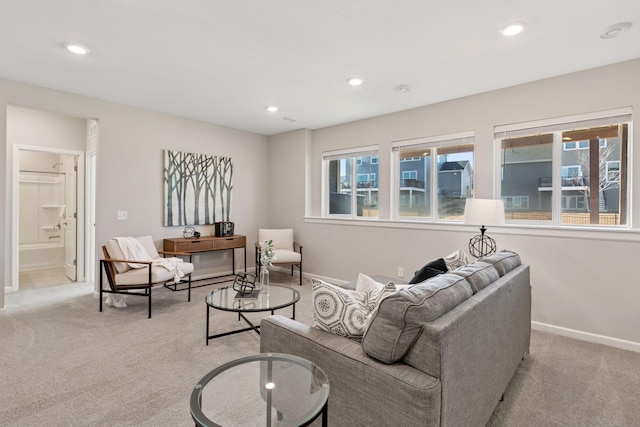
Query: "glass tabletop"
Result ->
[[191, 353, 330, 427], [205, 284, 300, 313]]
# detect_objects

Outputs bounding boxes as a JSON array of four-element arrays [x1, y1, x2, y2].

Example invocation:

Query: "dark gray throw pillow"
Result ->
[[409, 258, 447, 284]]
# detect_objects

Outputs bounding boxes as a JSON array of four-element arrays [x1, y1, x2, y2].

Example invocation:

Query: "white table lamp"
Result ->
[[463, 199, 505, 258]]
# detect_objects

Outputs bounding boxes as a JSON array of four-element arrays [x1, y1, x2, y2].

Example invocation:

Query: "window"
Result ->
[[393, 132, 474, 220], [562, 195, 586, 210], [503, 196, 529, 210], [402, 170, 418, 180], [561, 165, 582, 178], [495, 109, 630, 226], [323, 146, 378, 217], [607, 161, 620, 182], [357, 173, 376, 185], [563, 140, 607, 150]]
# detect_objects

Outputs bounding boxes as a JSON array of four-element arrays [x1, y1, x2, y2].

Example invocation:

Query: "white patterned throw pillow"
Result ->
[[312, 277, 395, 341], [355, 273, 396, 312], [444, 248, 471, 271]]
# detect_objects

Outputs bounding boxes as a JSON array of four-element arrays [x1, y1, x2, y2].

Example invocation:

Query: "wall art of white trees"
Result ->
[[163, 150, 232, 226]]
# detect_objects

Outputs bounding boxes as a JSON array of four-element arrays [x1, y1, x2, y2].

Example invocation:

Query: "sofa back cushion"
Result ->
[[362, 274, 473, 363], [449, 261, 500, 293], [479, 250, 521, 276]]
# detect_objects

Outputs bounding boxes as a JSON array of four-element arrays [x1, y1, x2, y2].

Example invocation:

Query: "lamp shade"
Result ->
[[463, 199, 505, 226]]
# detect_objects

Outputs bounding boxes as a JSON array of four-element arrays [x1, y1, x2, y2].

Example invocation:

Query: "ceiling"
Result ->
[[1, 1, 638, 136]]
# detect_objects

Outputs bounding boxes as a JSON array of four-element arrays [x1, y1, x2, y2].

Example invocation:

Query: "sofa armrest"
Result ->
[[260, 315, 441, 427], [405, 264, 531, 427]]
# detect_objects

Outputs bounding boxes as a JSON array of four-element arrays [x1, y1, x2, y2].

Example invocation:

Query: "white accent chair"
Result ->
[[100, 235, 194, 318], [256, 229, 303, 285]]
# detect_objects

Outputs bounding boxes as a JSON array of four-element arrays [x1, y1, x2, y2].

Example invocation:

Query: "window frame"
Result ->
[[402, 170, 418, 180], [391, 131, 475, 222], [503, 195, 530, 210], [606, 160, 620, 183], [561, 165, 582, 178], [494, 108, 631, 228], [322, 145, 379, 218]]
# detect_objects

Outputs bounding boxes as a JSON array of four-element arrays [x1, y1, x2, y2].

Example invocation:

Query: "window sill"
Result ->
[[304, 216, 640, 242]]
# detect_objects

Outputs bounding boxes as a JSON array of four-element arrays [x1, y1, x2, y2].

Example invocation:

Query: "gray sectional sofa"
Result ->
[[260, 251, 531, 426]]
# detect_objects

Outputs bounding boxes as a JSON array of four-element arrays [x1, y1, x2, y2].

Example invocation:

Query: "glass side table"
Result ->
[[191, 353, 330, 427]]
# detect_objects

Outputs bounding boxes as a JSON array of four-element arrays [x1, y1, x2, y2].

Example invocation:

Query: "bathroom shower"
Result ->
[[18, 151, 78, 289]]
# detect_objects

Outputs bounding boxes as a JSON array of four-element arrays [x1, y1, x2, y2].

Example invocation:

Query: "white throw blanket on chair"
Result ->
[[115, 237, 186, 283]]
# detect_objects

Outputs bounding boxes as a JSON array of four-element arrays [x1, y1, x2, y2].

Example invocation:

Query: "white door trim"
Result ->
[[11, 145, 85, 292]]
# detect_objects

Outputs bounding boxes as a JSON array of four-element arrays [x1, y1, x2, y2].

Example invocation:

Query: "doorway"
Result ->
[[7, 106, 97, 296], [15, 149, 81, 290]]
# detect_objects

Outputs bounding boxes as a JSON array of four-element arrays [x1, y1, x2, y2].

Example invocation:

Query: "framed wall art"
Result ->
[[163, 149, 233, 226]]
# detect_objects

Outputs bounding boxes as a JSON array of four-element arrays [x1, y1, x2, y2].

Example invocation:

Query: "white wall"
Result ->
[[8, 106, 87, 151], [1, 78, 269, 309], [270, 59, 640, 350], [2, 59, 639, 350]]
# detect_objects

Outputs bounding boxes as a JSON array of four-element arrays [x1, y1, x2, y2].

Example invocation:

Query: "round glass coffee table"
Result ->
[[191, 353, 330, 427], [205, 284, 301, 345]]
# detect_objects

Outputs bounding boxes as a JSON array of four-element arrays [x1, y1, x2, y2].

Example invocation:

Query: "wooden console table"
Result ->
[[163, 235, 247, 290]]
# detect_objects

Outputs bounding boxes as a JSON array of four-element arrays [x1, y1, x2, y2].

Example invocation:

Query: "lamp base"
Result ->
[[468, 234, 497, 258]]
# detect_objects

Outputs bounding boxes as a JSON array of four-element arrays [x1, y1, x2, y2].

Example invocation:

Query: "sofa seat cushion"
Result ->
[[449, 261, 500, 293], [479, 250, 521, 276], [311, 278, 394, 342], [114, 262, 194, 286], [362, 274, 473, 363]]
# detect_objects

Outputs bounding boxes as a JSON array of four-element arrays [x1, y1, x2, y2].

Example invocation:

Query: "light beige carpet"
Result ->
[[1, 270, 639, 426]]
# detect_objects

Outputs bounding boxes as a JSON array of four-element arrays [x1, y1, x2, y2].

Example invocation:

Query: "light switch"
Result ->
[[117, 211, 128, 220]]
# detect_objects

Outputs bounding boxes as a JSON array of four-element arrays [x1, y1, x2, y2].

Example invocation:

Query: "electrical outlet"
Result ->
[[397, 267, 404, 278], [117, 210, 128, 220], [193, 255, 200, 263]]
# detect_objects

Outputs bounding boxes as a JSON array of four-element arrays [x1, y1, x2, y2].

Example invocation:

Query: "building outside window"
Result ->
[[495, 109, 631, 226], [323, 146, 378, 217], [392, 132, 474, 221], [564, 140, 607, 150]]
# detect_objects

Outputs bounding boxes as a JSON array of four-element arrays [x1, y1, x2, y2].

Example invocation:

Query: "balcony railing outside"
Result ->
[[538, 177, 589, 187]]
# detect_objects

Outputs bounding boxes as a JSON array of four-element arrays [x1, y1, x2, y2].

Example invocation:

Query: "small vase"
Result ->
[[260, 266, 270, 295]]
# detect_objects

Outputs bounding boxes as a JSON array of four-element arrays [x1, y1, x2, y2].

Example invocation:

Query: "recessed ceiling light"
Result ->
[[500, 23, 524, 37], [600, 22, 632, 39], [64, 43, 89, 55], [266, 105, 278, 112], [394, 84, 412, 93], [347, 77, 363, 86]]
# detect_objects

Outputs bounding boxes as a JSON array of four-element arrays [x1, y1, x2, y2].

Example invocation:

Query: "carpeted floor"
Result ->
[[1, 270, 639, 426]]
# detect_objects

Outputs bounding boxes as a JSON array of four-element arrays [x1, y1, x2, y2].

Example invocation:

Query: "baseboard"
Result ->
[[531, 321, 640, 353], [295, 271, 348, 286]]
